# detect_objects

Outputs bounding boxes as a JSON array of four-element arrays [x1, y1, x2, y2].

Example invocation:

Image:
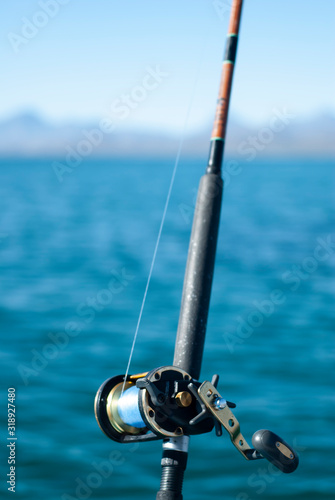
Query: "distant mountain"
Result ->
[[0, 111, 334, 159]]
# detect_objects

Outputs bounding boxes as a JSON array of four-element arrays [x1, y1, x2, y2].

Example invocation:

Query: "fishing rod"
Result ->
[[94, 1, 299, 498]]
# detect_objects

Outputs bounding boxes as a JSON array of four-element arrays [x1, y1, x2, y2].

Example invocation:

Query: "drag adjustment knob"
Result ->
[[252, 429, 299, 473]]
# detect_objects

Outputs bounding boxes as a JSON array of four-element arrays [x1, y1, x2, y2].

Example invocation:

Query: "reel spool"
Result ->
[[94, 373, 156, 443]]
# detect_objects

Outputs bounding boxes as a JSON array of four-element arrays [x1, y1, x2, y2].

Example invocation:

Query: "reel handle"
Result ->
[[252, 429, 299, 474]]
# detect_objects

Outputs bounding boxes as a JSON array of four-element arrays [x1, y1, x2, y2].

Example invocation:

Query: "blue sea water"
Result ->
[[0, 157, 334, 499]]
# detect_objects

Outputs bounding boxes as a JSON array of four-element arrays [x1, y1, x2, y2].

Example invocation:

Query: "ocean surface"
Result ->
[[0, 157, 334, 500]]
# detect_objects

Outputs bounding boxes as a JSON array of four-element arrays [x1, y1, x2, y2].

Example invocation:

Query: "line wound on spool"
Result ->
[[117, 385, 145, 429]]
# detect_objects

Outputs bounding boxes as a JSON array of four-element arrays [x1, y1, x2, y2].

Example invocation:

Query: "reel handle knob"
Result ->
[[252, 429, 299, 473]]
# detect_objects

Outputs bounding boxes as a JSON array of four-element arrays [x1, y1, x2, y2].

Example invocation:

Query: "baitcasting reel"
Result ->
[[95, 365, 299, 474]]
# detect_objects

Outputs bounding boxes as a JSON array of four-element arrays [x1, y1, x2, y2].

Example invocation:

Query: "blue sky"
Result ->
[[1, 0, 335, 133]]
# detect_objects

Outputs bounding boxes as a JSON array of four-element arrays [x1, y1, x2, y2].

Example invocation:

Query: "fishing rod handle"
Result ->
[[173, 173, 223, 380], [156, 441, 188, 500]]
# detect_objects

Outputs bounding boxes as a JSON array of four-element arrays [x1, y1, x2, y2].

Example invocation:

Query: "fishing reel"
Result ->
[[95, 365, 299, 473]]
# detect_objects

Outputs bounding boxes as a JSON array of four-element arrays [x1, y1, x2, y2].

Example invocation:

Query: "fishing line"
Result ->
[[121, 24, 212, 395]]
